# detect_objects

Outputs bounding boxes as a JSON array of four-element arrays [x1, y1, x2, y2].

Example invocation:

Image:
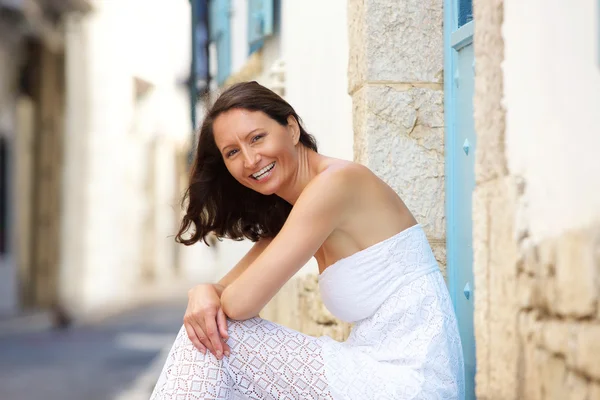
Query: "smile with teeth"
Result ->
[[251, 162, 275, 180]]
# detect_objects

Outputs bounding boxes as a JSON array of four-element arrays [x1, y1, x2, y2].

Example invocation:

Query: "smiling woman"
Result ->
[[176, 82, 317, 245], [150, 82, 465, 399]]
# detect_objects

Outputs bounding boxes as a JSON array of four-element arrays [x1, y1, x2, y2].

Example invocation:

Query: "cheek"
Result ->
[[225, 160, 249, 184]]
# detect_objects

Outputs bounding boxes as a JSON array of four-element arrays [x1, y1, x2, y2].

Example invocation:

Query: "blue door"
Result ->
[[444, 0, 476, 398]]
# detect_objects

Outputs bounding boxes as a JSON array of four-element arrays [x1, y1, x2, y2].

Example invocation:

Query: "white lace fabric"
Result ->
[[150, 224, 464, 399], [150, 318, 334, 400]]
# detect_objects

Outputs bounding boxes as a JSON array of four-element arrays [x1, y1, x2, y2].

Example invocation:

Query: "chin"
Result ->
[[250, 181, 279, 196], [255, 186, 278, 196]]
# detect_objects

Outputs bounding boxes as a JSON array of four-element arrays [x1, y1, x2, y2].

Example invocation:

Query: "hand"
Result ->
[[183, 284, 231, 359]]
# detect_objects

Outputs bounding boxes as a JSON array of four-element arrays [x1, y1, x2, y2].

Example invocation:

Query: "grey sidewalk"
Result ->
[[0, 302, 185, 400]]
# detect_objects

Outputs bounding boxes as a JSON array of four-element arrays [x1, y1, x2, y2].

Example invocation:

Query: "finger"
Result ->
[[184, 321, 206, 354], [190, 319, 215, 354], [217, 308, 229, 339], [217, 309, 230, 356], [204, 315, 223, 359], [222, 337, 231, 356]]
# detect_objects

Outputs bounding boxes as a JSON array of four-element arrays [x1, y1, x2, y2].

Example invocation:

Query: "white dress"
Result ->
[[150, 224, 464, 399]]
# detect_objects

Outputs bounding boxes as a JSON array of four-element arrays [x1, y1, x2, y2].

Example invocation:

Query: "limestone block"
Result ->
[[519, 341, 543, 400], [297, 275, 352, 342], [589, 382, 600, 400], [352, 84, 445, 238], [486, 178, 520, 398], [564, 371, 590, 400], [347, 0, 443, 93], [571, 323, 600, 380], [473, 0, 509, 184], [430, 241, 447, 278], [552, 231, 597, 318], [518, 310, 542, 347], [539, 352, 568, 400], [540, 320, 572, 357], [518, 240, 540, 276], [472, 184, 490, 397], [517, 273, 537, 310]]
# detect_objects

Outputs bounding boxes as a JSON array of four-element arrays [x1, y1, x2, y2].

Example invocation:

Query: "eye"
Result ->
[[251, 134, 264, 143], [226, 149, 239, 158]]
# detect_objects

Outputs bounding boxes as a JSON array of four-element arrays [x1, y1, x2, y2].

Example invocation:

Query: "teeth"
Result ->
[[252, 162, 275, 179]]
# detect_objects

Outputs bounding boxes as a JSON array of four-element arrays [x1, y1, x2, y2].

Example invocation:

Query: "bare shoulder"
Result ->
[[299, 161, 370, 203], [314, 160, 372, 188]]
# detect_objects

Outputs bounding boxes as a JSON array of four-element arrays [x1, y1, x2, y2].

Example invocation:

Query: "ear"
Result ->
[[287, 115, 301, 145]]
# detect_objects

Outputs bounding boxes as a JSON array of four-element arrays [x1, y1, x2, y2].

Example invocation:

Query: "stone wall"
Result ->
[[348, 0, 447, 274], [261, 275, 351, 342], [473, 0, 600, 398]]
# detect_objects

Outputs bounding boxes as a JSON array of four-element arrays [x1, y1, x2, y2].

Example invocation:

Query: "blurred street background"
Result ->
[[1, 0, 599, 399], [0, 301, 185, 400], [0, 0, 352, 398]]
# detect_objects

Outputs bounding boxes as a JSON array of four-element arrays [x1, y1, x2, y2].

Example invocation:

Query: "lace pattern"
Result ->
[[321, 271, 464, 399], [150, 318, 334, 400]]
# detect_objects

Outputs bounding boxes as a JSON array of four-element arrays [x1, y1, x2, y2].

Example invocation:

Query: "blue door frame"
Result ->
[[444, 0, 476, 399]]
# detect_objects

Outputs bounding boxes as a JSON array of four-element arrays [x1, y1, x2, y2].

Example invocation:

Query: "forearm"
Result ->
[[212, 283, 225, 297]]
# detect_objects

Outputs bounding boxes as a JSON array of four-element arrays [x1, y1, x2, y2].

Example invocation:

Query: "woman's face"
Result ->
[[213, 109, 300, 196]]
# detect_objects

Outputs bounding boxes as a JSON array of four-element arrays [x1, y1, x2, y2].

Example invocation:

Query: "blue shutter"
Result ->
[[248, 0, 274, 54], [209, 0, 231, 86], [444, 0, 476, 397]]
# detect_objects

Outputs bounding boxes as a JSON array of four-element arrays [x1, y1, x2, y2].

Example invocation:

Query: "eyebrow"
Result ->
[[220, 128, 262, 153]]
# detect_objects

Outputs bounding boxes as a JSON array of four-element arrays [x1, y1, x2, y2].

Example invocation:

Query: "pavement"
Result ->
[[0, 301, 187, 400]]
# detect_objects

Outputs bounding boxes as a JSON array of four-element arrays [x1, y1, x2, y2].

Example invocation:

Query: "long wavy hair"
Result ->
[[176, 81, 318, 246]]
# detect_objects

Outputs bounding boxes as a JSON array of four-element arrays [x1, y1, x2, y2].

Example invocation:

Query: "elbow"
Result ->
[[221, 288, 258, 321]]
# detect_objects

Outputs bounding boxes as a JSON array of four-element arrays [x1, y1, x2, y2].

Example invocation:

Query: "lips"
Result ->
[[251, 162, 275, 180]]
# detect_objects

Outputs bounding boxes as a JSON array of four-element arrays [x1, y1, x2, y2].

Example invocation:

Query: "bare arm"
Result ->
[[212, 237, 273, 296], [184, 237, 272, 357], [221, 167, 353, 320]]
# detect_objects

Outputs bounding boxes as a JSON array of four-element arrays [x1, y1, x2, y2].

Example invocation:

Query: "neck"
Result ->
[[276, 145, 323, 205]]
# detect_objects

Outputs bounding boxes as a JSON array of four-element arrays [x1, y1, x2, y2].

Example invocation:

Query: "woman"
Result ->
[[150, 82, 464, 399]]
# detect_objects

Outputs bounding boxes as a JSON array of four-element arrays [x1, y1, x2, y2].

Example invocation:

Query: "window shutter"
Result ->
[[209, 0, 232, 86], [248, 0, 274, 52]]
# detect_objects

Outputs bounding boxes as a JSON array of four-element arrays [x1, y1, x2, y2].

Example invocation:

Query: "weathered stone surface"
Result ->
[[540, 320, 571, 357], [472, 0, 600, 396], [539, 353, 568, 400], [518, 310, 543, 346], [430, 241, 447, 278], [519, 341, 543, 400], [571, 324, 600, 380], [472, 184, 490, 396], [564, 371, 590, 400], [263, 274, 351, 342], [552, 231, 597, 317], [517, 273, 536, 309], [353, 84, 445, 238], [477, 178, 520, 399], [519, 241, 540, 276], [348, 0, 443, 93], [473, 0, 509, 184], [589, 382, 600, 400]]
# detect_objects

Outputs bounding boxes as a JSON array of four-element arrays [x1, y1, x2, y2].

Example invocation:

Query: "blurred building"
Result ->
[[1, 0, 205, 321], [0, 0, 93, 315]]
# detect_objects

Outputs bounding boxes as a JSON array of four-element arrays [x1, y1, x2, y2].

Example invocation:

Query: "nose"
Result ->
[[242, 147, 260, 169]]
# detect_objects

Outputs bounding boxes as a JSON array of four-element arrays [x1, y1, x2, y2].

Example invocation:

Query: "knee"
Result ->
[[225, 317, 264, 344]]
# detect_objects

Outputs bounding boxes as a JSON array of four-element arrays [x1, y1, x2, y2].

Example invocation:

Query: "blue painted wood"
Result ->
[[248, 0, 274, 51], [208, 0, 231, 86], [444, 0, 476, 396], [458, 0, 473, 27]]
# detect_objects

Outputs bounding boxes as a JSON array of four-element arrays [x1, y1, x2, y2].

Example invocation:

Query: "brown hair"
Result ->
[[176, 81, 318, 245]]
